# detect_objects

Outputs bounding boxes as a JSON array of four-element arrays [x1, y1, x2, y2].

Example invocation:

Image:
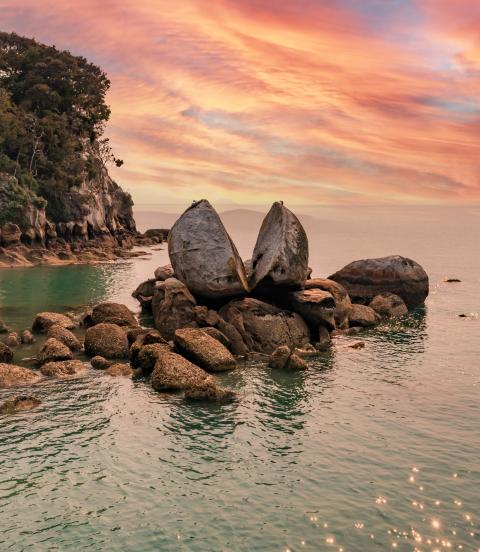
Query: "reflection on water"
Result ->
[[0, 207, 479, 551]]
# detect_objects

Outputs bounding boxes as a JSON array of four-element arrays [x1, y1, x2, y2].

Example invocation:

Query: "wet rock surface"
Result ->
[[37, 338, 73, 365], [151, 350, 215, 392], [40, 360, 86, 377], [369, 292, 408, 318], [90, 302, 138, 328], [348, 304, 381, 327], [84, 323, 129, 359], [174, 328, 237, 372], [0, 363, 41, 388], [168, 200, 248, 299]]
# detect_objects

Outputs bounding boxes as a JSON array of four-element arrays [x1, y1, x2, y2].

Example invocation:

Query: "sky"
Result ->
[[1, 0, 480, 206]]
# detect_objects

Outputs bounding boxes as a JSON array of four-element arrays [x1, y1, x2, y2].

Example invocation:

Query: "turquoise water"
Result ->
[[0, 206, 479, 551]]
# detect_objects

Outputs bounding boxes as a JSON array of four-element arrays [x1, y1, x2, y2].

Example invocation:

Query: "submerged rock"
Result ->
[[151, 350, 215, 392], [329, 255, 429, 309], [0, 363, 41, 388], [32, 312, 75, 333], [303, 278, 352, 329], [47, 325, 82, 352], [0, 320, 10, 334], [105, 363, 134, 377], [84, 323, 129, 359], [20, 330, 35, 344], [369, 292, 408, 318], [0, 395, 41, 415], [174, 328, 236, 372], [40, 360, 86, 377], [184, 382, 236, 402], [268, 345, 308, 371], [0, 342, 14, 363], [348, 304, 381, 327], [249, 202, 309, 291], [289, 289, 336, 330], [152, 278, 198, 340], [37, 338, 73, 365], [90, 302, 138, 328], [168, 199, 248, 299], [219, 297, 310, 354], [5, 332, 20, 347]]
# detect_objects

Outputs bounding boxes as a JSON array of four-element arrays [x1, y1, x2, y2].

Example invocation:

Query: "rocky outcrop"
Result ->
[[249, 202, 309, 291], [40, 360, 86, 377], [0, 343, 14, 363], [84, 323, 129, 358], [329, 255, 429, 309], [369, 292, 408, 318], [32, 312, 75, 333], [0, 363, 41, 388], [0, 395, 42, 415], [0, 170, 162, 268], [152, 278, 198, 340], [289, 289, 336, 330], [37, 338, 73, 364], [219, 297, 310, 354], [174, 328, 236, 372], [47, 325, 82, 352], [168, 200, 248, 299]]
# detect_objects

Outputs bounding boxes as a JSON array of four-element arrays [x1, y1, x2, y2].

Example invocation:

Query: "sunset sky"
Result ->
[[1, 1, 480, 206]]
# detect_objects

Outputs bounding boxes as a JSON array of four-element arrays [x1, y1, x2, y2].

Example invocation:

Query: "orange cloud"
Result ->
[[1, 0, 479, 204]]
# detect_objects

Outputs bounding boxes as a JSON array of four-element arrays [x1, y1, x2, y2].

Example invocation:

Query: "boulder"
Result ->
[[37, 338, 73, 365], [219, 297, 310, 354], [329, 255, 429, 309], [47, 324, 82, 352], [105, 363, 134, 377], [33, 312, 75, 333], [90, 302, 138, 328], [5, 332, 20, 347], [289, 289, 336, 330], [84, 323, 129, 358], [201, 327, 231, 350], [154, 264, 175, 281], [132, 279, 156, 310], [0, 395, 41, 415], [369, 292, 408, 318], [303, 278, 352, 329], [151, 350, 216, 392], [168, 199, 248, 298], [0, 342, 14, 363], [184, 382, 236, 402], [90, 356, 111, 370], [174, 328, 236, 372], [40, 360, 86, 377], [348, 304, 381, 327], [0, 320, 9, 334], [152, 278, 198, 340], [248, 201, 309, 291], [0, 363, 41, 388], [20, 330, 35, 344], [268, 345, 291, 369], [132, 343, 171, 375]]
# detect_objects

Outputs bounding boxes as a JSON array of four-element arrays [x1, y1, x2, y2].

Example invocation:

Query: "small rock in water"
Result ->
[[444, 278, 461, 283], [0, 363, 41, 388], [20, 330, 35, 344], [37, 338, 73, 365], [5, 332, 20, 347], [174, 328, 237, 372], [0, 343, 14, 363], [84, 323, 129, 359], [269, 345, 291, 370], [47, 325, 82, 352], [90, 356, 112, 370], [184, 382, 236, 402], [151, 350, 215, 392], [0, 320, 10, 334], [90, 302, 138, 328], [286, 353, 308, 371], [0, 395, 41, 415], [348, 341, 365, 349], [349, 304, 381, 327], [369, 292, 408, 319]]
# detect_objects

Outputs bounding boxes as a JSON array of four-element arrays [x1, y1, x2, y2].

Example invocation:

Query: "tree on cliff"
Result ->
[[0, 31, 122, 224]]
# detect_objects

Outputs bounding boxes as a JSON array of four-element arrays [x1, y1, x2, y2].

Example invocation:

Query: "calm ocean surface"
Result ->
[[0, 205, 479, 551]]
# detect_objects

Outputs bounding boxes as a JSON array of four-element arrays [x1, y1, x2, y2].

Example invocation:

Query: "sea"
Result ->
[[0, 204, 478, 551]]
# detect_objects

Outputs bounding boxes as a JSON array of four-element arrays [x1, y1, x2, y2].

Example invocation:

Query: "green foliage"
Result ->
[[0, 31, 119, 223]]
